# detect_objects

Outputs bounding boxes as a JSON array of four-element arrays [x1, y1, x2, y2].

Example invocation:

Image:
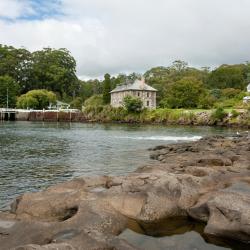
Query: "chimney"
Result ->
[[139, 77, 145, 89]]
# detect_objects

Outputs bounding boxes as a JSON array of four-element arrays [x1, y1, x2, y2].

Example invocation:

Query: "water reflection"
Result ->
[[119, 217, 249, 250]]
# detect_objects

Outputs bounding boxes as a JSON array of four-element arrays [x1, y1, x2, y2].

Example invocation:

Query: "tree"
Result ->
[[0, 76, 19, 108], [0, 45, 79, 98], [17, 89, 56, 109], [207, 64, 247, 89], [123, 96, 143, 113], [144, 62, 210, 105], [103, 73, 111, 104], [31, 48, 79, 97], [160, 77, 206, 108], [171, 60, 188, 73], [0, 45, 33, 93]]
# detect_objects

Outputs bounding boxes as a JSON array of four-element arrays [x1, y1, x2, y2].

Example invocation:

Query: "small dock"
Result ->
[[0, 109, 17, 121]]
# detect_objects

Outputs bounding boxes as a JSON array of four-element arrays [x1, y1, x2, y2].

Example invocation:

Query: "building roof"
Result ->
[[110, 79, 157, 93], [56, 100, 70, 106]]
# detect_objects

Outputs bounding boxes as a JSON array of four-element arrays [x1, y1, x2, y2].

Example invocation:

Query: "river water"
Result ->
[[1, 121, 247, 250], [0, 121, 239, 209]]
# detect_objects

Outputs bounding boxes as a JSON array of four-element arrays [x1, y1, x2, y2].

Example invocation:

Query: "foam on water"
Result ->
[[117, 135, 202, 141]]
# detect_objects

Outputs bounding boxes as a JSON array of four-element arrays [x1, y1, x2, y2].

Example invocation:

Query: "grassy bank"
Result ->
[[82, 106, 250, 127]]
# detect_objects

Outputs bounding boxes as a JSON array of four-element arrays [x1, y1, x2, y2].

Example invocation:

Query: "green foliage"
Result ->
[[211, 107, 227, 122], [0, 44, 78, 98], [221, 88, 241, 98], [210, 89, 222, 99], [198, 92, 216, 109], [84, 95, 104, 107], [123, 96, 143, 113], [17, 89, 56, 109], [2, 43, 250, 113], [207, 64, 248, 89], [231, 109, 240, 118], [0, 75, 19, 108], [144, 61, 210, 104], [79, 79, 102, 102], [0, 45, 32, 88], [103, 73, 111, 104], [31, 48, 78, 97], [70, 97, 83, 110], [160, 77, 205, 108]]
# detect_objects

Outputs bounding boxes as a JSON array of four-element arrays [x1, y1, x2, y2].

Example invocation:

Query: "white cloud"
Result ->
[[1, 0, 250, 78], [0, 0, 34, 19]]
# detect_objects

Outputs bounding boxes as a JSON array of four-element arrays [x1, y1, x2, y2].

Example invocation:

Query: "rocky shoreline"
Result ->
[[0, 135, 250, 249]]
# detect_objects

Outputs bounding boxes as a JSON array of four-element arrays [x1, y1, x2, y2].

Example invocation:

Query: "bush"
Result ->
[[160, 77, 206, 108], [70, 97, 83, 110], [198, 94, 216, 109], [84, 95, 103, 107], [211, 107, 227, 122], [221, 88, 241, 98], [123, 96, 143, 113], [231, 109, 240, 118], [17, 89, 56, 109]]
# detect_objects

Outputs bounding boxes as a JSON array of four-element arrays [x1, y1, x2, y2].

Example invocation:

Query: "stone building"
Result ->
[[110, 79, 157, 108]]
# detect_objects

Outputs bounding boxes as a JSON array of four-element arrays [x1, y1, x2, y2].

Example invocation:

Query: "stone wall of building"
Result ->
[[111, 90, 156, 109]]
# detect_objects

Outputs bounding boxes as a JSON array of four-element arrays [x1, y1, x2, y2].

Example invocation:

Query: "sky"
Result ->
[[0, 0, 250, 79]]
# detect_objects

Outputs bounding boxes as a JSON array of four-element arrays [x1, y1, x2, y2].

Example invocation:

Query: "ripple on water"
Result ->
[[0, 121, 241, 209]]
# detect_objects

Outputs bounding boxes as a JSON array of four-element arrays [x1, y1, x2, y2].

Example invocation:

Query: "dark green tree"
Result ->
[[0, 76, 19, 108], [31, 48, 79, 97], [207, 64, 247, 89], [103, 73, 111, 104], [0, 44, 32, 92], [160, 77, 206, 108]]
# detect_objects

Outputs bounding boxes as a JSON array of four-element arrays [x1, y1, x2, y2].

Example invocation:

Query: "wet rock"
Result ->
[[0, 134, 250, 249]]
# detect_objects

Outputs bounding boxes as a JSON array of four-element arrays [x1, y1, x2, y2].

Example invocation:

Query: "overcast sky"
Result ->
[[0, 0, 250, 79]]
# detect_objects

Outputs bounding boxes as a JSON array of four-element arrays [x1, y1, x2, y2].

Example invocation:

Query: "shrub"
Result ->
[[231, 109, 240, 118], [198, 94, 216, 109], [84, 95, 103, 107], [70, 97, 83, 110], [211, 107, 227, 122], [123, 96, 143, 113], [210, 89, 222, 99], [222, 88, 241, 98]]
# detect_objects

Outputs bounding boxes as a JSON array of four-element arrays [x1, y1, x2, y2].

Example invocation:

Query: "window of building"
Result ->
[[137, 92, 140, 97], [147, 101, 150, 107], [147, 92, 149, 97]]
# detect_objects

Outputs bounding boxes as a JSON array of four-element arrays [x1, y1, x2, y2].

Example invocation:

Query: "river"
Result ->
[[0, 121, 239, 210]]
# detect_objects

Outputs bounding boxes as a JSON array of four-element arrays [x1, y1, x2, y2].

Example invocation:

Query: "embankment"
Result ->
[[3, 107, 250, 128]]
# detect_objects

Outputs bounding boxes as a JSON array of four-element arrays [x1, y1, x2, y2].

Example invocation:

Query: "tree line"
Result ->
[[0, 44, 250, 110]]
